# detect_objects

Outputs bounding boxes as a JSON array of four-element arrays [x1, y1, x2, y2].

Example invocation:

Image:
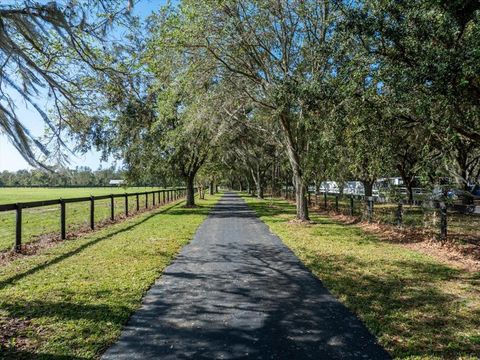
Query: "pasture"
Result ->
[[0, 187, 159, 203], [0, 194, 220, 358], [0, 187, 167, 252]]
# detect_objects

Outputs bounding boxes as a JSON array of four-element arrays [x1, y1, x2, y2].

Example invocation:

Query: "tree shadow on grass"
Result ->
[[0, 201, 212, 291], [0, 300, 132, 358], [245, 198, 480, 357], [301, 251, 480, 358], [160, 204, 214, 217], [101, 239, 390, 360], [244, 200, 297, 218], [1, 300, 132, 324]]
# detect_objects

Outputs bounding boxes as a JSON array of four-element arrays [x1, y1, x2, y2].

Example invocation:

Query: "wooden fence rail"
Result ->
[[274, 189, 478, 241], [0, 188, 187, 252]]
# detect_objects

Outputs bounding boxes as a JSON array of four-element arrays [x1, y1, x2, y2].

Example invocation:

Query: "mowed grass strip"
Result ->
[[0, 187, 173, 252], [242, 195, 480, 360], [0, 194, 221, 359], [316, 195, 480, 239]]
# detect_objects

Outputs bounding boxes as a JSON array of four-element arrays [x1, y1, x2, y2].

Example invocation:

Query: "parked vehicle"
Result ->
[[447, 186, 480, 204], [469, 184, 480, 198]]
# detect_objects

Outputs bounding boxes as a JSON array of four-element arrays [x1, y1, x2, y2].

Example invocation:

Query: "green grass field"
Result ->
[[0, 187, 164, 204], [243, 195, 480, 359], [0, 193, 221, 358], [0, 187, 173, 252]]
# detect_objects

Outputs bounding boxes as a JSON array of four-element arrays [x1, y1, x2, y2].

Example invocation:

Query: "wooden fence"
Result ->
[[276, 189, 478, 241], [0, 188, 187, 252]]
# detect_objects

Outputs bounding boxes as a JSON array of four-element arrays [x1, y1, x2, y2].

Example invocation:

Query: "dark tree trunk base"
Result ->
[[287, 218, 316, 225], [182, 204, 199, 208]]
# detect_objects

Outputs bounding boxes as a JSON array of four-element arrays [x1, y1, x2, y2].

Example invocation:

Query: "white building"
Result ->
[[109, 179, 124, 186]]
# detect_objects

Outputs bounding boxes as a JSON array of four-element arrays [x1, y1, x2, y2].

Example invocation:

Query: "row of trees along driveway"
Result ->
[[1, 1, 479, 217]]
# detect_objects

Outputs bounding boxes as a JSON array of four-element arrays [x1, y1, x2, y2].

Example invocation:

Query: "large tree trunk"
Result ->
[[397, 163, 415, 204], [315, 181, 320, 206], [338, 181, 344, 197], [292, 173, 309, 220], [284, 178, 289, 199], [245, 176, 251, 194], [271, 160, 279, 197], [280, 113, 309, 221], [251, 167, 264, 199], [258, 184, 263, 199], [406, 181, 414, 204], [363, 180, 374, 197], [186, 175, 195, 206], [209, 181, 214, 195], [455, 140, 471, 192]]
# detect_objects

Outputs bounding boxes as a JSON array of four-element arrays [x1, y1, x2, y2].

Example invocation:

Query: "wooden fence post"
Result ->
[[110, 195, 115, 221], [4, 188, 186, 252], [15, 203, 22, 252], [367, 197, 374, 223], [90, 196, 95, 230], [60, 199, 66, 240], [439, 202, 447, 240], [396, 202, 403, 228]]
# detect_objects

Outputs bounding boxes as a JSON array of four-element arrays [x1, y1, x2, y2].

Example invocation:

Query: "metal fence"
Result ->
[[0, 188, 186, 252]]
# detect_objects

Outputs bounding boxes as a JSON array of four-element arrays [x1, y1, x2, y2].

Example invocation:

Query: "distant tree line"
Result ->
[[0, 167, 126, 187]]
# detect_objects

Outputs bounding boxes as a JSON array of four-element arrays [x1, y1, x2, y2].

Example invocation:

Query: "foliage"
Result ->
[[0, 0, 134, 166], [0, 166, 126, 187], [3, 0, 480, 217]]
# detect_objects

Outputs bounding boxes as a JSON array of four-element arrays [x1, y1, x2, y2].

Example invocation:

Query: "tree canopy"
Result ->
[[2, 0, 480, 215]]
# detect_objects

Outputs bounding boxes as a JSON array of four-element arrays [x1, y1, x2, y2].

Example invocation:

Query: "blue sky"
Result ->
[[0, 0, 166, 171]]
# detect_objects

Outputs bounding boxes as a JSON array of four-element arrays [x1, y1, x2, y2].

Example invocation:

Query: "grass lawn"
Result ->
[[0, 187, 173, 252], [0, 187, 167, 204], [0, 193, 220, 359], [242, 195, 480, 360], [317, 195, 480, 240]]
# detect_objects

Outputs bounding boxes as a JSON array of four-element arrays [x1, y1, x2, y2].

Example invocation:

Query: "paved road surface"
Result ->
[[103, 192, 390, 359]]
